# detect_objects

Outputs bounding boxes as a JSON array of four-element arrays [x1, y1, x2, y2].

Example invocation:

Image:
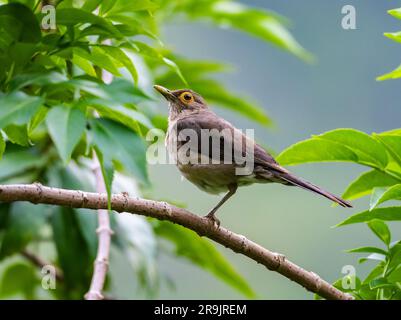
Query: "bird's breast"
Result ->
[[177, 163, 236, 194], [177, 163, 258, 194]]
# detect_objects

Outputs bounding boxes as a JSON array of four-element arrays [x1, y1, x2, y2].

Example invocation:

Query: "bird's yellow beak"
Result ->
[[153, 85, 176, 102]]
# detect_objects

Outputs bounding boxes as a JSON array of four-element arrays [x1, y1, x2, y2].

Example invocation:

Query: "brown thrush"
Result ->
[[154, 85, 351, 226]]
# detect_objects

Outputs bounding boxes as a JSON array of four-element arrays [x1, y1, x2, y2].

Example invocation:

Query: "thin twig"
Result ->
[[0, 184, 353, 300], [22, 249, 116, 299], [21, 249, 64, 282]]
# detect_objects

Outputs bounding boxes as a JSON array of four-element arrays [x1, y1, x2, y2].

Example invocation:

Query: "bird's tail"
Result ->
[[278, 172, 352, 208]]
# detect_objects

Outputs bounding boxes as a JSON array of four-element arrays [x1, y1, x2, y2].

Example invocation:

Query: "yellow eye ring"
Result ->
[[179, 92, 194, 104]]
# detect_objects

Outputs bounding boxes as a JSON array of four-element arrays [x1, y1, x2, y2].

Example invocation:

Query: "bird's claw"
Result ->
[[205, 212, 221, 228]]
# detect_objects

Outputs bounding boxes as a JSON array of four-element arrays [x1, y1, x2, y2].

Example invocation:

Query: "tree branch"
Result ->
[[21, 249, 64, 282], [0, 183, 353, 300], [21, 249, 117, 299]]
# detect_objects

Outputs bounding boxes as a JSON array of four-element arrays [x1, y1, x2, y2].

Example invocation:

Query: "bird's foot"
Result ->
[[204, 212, 221, 228]]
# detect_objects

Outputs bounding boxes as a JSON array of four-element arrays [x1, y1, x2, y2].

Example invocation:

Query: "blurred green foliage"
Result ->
[[0, 0, 308, 299], [278, 127, 401, 299], [377, 7, 401, 81]]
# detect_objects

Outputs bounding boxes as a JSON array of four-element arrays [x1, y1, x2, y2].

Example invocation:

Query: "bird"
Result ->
[[154, 85, 352, 226]]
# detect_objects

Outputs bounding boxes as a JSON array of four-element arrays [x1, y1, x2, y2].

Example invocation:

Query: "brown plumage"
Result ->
[[154, 85, 352, 225]]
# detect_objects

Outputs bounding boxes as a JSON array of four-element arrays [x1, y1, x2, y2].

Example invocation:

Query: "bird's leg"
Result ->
[[205, 184, 238, 227]]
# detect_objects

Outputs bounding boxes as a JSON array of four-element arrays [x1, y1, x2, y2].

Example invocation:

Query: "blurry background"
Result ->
[[141, 0, 401, 299]]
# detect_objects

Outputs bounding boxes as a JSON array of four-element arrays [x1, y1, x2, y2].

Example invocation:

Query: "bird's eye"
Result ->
[[179, 92, 194, 104]]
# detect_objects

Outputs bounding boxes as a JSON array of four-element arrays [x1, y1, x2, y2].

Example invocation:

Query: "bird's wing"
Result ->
[[253, 143, 289, 174], [174, 111, 288, 174], [175, 111, 236, 163]]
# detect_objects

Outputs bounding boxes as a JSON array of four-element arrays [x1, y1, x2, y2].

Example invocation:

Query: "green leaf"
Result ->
[[3, 42, 37, 77], [0, 148, 47, 181], [50, 166, 98, 259], [73, 47, 121, 77], [0, 262, 38, 299], [390, 241, 401, 256], [99, 45, 138, 83], [375, 134, 401, 168], [370, 185, 401, 210], [0, 3, 41, 43], [369, 277, 394, 289], [3, 124, 30, 146], [359, 253, 386, 264], [106, 15, 159, 40], [346, 246, 388, 255], [317, 129, 388, 168], [156, 58, 226, 80], [106, 0, 158, 14], [388, 8, 401, 20], [56, 8, 122, 38], [382, 129, 401, 136], [389, 251, 401, 272], [277, 129, 394, 168], [72, 54, 96, 77], [90, 104, 148, 134], [51, 207, 93, 298], [74, 208, 98, 259], [166, 59, 232, 77], [93, 147, 114, 209], [187, 1, 312, 61], [384, 32, 401, 44], [370, 187, 388, 210], [127, 41, 188, 85], [277, 138, 358, 165], [28, 106, 49, 135], [367, 219, 391, 246], [363, 263, 384, 285], [0, 92, 44, 129], [342, 170, 400, 201], [89, 118, 149, 185], [153, 221, 255, 298], [0, 15, 22, 51], [73, 78, 150, 105], [81, 0, 103, 12], [46, 105, 86, 164], [336, 207, 401, 227], [98, 0, 118, 15], [9, 72, 68, 91], [162, 57, 188, 86], [388, 266, 401, 283], [357, 284, 378, 300], [101, 105, 152, 130], [377, 64, 401, 81], [0, 132, 5, 159], [0, 202, 48, 259]]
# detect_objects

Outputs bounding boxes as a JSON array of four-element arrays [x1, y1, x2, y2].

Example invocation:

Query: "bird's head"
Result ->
[[153, 85, 208, 117]]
